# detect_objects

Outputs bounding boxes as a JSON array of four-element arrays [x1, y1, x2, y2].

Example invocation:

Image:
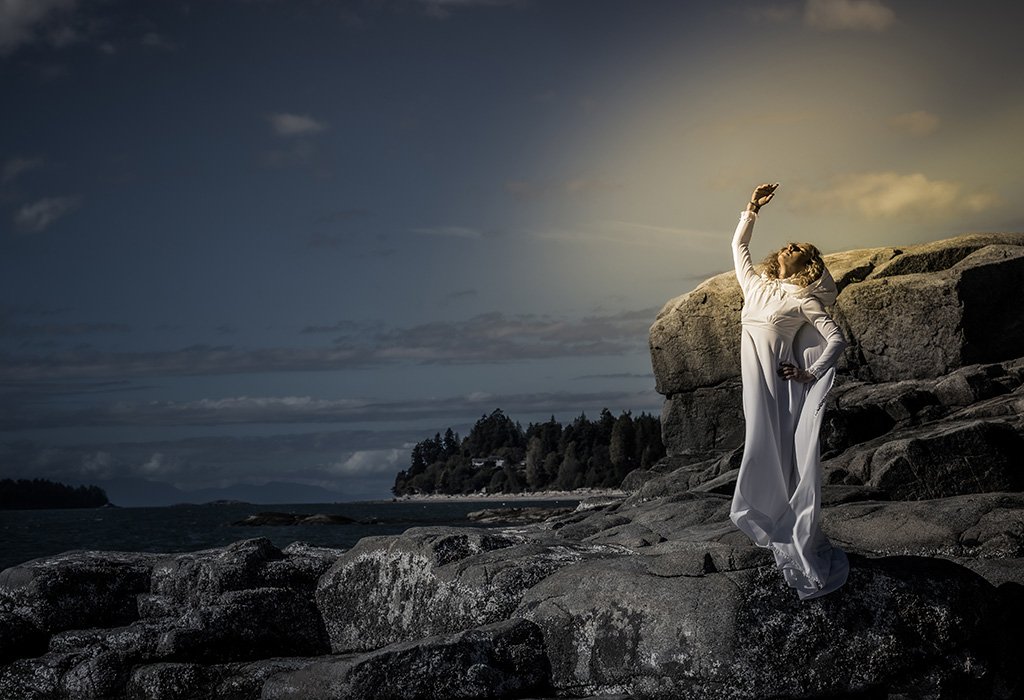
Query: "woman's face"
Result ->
[[777, 242, 811, 270]]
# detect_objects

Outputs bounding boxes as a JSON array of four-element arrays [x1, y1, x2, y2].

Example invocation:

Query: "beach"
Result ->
[[392, 488, 626, 503]]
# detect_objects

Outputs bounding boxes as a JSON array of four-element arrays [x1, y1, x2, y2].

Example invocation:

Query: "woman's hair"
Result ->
[[760, 242, 824, 287]]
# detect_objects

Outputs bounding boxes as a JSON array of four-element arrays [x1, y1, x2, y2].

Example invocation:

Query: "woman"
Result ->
[[729, 182, 849, 600]]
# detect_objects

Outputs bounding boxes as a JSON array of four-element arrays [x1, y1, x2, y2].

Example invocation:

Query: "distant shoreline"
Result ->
[[386, 488, 627, 503]]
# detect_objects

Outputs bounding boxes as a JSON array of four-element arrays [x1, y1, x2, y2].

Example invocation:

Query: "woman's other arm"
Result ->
[[802, 300, 848, 379]]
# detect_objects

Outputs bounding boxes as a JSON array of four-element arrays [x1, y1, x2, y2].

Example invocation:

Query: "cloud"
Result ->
[[0, 387, 662, 431], [13, 195, 82, 233], [366, 309, 657, 364], [300, 319, 384, 334], [791, 172, 1000, 219], [330, 448, 406, 476], [888, 110, 940, 136], [743, 4, 800, 23], [268, 113, 328, 137], [0, 429, 420, 497], [533, 220, 721, 251], [2, 156, 45, 184], [139, 452, 174, 476], [0, 307, 659, 383], [443, 289, 478, 302], [804, 0, 894, 32], [0, 0, 78, 54]]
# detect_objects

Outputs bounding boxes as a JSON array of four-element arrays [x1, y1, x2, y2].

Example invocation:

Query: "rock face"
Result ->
[[0, 539, 343, 700], [1, 231, 1022, 698], [650, 232, 1024, 455]]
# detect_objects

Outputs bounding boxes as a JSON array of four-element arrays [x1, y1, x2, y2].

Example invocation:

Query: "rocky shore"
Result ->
[[2, 232, 1022, 698]]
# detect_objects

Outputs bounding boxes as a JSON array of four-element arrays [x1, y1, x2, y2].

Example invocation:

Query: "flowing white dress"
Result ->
[[728, 209, 850, 600]]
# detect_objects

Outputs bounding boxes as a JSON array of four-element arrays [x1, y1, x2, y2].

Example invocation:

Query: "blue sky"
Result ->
[[2, 0, 1022, 504]]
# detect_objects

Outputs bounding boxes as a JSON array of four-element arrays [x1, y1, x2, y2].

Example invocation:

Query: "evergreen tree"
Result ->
[[557, 444, 582, 490], [609, 411, 637, 483]]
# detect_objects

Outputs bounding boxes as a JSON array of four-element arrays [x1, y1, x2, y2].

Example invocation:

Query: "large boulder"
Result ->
[[315, 527, 629, 653], [822, 492, 1024, 560], [0, 550, 161, 636], [126, 658, 320, 700], [649, 244, 902, 396], [822, 418, 1024, 498], [515, 549, 1004, 698], [650, 233, 1024, 459], [156, 587, 328, 662], [262, 617, 551, 700], [839, 242, 1024, 381]]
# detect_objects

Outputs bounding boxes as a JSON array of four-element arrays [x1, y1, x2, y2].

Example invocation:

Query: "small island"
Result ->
[[0, 478, 109, 510]]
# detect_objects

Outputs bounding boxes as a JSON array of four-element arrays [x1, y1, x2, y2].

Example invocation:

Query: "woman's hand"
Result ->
[[778, 362, 815, 383], [747, 182, 779, 213]]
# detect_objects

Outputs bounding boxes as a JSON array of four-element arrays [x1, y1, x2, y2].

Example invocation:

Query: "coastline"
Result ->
[[388, 488, 626, 503]]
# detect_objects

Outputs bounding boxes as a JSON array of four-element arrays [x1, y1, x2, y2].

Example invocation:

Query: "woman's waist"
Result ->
[[741, 320, 799, 337]]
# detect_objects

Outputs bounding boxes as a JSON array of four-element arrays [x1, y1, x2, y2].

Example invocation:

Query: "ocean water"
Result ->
[[0, 499, 580, 572]]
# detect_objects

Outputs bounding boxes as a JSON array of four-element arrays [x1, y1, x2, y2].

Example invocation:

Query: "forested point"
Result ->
[[392, 408, 665, 496], [0, 478, 110, 510]]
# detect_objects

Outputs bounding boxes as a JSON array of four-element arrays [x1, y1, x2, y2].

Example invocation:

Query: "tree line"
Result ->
[[0, 478, 110, 510], [392, 408, 665, 496]]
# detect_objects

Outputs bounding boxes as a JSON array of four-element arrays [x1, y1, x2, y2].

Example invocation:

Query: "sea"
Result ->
[[0, 499, 580, 572]]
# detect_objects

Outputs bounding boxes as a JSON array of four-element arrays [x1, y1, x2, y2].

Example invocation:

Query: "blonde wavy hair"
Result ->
[[759, 242, 825, 288]]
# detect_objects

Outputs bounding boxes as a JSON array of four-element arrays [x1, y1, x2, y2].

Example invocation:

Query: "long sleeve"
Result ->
[[801, 300, 847, 379], [732, 210, 760, 297]]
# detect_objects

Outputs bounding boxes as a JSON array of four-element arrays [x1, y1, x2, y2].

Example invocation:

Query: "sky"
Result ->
[[1, 0, 1022, 505]]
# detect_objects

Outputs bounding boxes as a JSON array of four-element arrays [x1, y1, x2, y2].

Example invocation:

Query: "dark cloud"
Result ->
[[1, 321, 132, 337], [0, 0, 79, 55], [0, 305, 131, 340], [0, 428, 420, 497], [0, 387, 661, 431], [1, 156, 45, 184], [1, 308, 659, 382], [572, 372, 655, 381], [300, 319, 384, 335], [13, 195, 81, 233], [442, 289, 478, 303]]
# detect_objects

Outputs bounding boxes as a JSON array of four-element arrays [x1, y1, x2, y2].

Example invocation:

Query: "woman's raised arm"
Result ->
[[732, 183, 779, 298]]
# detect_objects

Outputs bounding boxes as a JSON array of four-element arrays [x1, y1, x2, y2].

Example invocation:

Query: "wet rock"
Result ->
[[126, 657, 320, 700], [824, 418, 1024, 499], [0, 550, 161, 636], [822, 492, 1024, 559], [515, 551, 1002, 698], [0, 650, 92, 700], [315, 527, 628, 653], [0, 598, 47, 664], [149, 537, 336, 608], [465, 506, 575, 524], [157, 587, 328, 663], [232, 512, 358, 526], [262, 617, 551, 700]]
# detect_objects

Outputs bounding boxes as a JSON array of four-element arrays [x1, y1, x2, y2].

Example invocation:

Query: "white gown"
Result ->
[[728, 209, 850, 600]]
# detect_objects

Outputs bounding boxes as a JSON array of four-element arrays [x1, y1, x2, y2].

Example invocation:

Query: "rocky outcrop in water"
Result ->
[[1, 232, 1022, 698]]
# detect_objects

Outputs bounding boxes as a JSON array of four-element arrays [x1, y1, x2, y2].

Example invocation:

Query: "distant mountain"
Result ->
[[93, 477, 349, 507]]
